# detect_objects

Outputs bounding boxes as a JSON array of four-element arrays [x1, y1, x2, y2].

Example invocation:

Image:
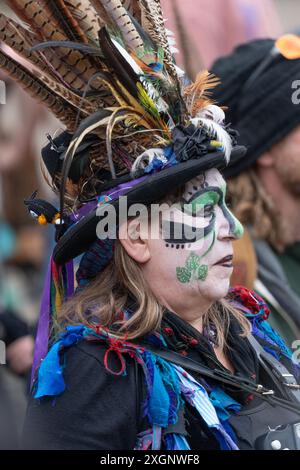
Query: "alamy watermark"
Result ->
[[96, 197, 207, 247], [0, 340, 6, 365], [292, 340, 300, 365], [0, 80, 6, 104], [292, 80, 300, 104]]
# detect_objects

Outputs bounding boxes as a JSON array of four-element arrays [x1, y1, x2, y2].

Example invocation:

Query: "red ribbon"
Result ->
[[101, 334, 145, 376], [104, 338, 127, 376]]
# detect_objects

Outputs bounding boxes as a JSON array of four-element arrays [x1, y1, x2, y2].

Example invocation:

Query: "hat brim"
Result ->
[[53, 145, 246, 264]]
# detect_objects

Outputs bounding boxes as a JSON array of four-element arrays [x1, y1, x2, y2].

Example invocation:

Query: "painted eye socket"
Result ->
[[203, 204, 215, 219], [185, 190, 220, 218], [191, 203, 215, 218]]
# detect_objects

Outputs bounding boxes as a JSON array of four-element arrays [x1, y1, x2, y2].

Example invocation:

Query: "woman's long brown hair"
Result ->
[[58, 241, 251, 351]]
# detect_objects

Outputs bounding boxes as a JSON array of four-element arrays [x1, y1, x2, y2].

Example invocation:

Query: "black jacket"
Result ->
[[23, 339, 228, 450], [22, 314, 300, 450], [23, 341, 144, 450]]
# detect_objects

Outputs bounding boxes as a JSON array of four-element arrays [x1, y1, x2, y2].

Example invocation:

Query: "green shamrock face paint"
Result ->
[[176, 252, 208, 283]]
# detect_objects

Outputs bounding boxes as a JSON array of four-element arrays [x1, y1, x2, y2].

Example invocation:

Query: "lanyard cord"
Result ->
[[139, 342, 300, 414]]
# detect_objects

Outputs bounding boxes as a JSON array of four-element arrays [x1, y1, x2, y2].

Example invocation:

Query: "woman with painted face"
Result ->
[[23, 162, 300, 451], [7, 0, 298, 452]]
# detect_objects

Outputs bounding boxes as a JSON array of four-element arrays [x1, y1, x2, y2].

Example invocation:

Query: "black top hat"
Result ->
[[53, 143, 246, 265], [17, 0, 247, 270]]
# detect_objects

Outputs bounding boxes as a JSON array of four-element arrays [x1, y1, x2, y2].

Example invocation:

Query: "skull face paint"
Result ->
[[162, 170, 243, 283], [140, 168, 244, 308], [160, 169, 243, 288], [175, 173, 244, 283], [162, 171, 243, 254]]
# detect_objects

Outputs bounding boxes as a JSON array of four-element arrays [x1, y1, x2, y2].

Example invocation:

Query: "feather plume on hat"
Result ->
[[4, 1, 246, 380], [0, 0, 234, 213]]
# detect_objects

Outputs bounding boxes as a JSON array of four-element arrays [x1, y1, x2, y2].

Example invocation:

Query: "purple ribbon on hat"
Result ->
[[70, 175, 147, 223]]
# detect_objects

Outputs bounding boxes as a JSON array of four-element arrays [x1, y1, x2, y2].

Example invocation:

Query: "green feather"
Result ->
[[137, 82, 160, 120]]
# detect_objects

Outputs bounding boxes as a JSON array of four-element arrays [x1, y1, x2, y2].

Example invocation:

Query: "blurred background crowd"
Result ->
[[1, 0, 300, 449]]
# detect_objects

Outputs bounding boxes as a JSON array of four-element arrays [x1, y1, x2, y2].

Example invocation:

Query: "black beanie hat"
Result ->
[[211, 38, 300, 177]]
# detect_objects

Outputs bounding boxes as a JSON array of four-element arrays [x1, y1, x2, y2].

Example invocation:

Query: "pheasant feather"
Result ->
[[7, 0, 103, 92], [44, 0, 90, 44], [0, 0, 233, 212], [101, 0, 144, 52], [69, 0, 102, 43], [0, 48, 95, 128], [139, 0, 177, 80], [0, 13, 49, 73]]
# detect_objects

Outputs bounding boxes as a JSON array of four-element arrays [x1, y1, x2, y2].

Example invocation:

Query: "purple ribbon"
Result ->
[[31, 175, 146, 385], [71, 175, 147, 223], [105, 175, 147, 199], [30, 259, 52, 385], [66, 258, 74, 298], [31, 258, 74, 386]]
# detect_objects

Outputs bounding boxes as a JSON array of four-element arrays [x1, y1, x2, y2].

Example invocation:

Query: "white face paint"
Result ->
[[142, 168, 244, 306]]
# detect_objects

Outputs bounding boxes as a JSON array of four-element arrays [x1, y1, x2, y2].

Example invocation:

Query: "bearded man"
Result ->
[[211, 38, 300, 344]]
